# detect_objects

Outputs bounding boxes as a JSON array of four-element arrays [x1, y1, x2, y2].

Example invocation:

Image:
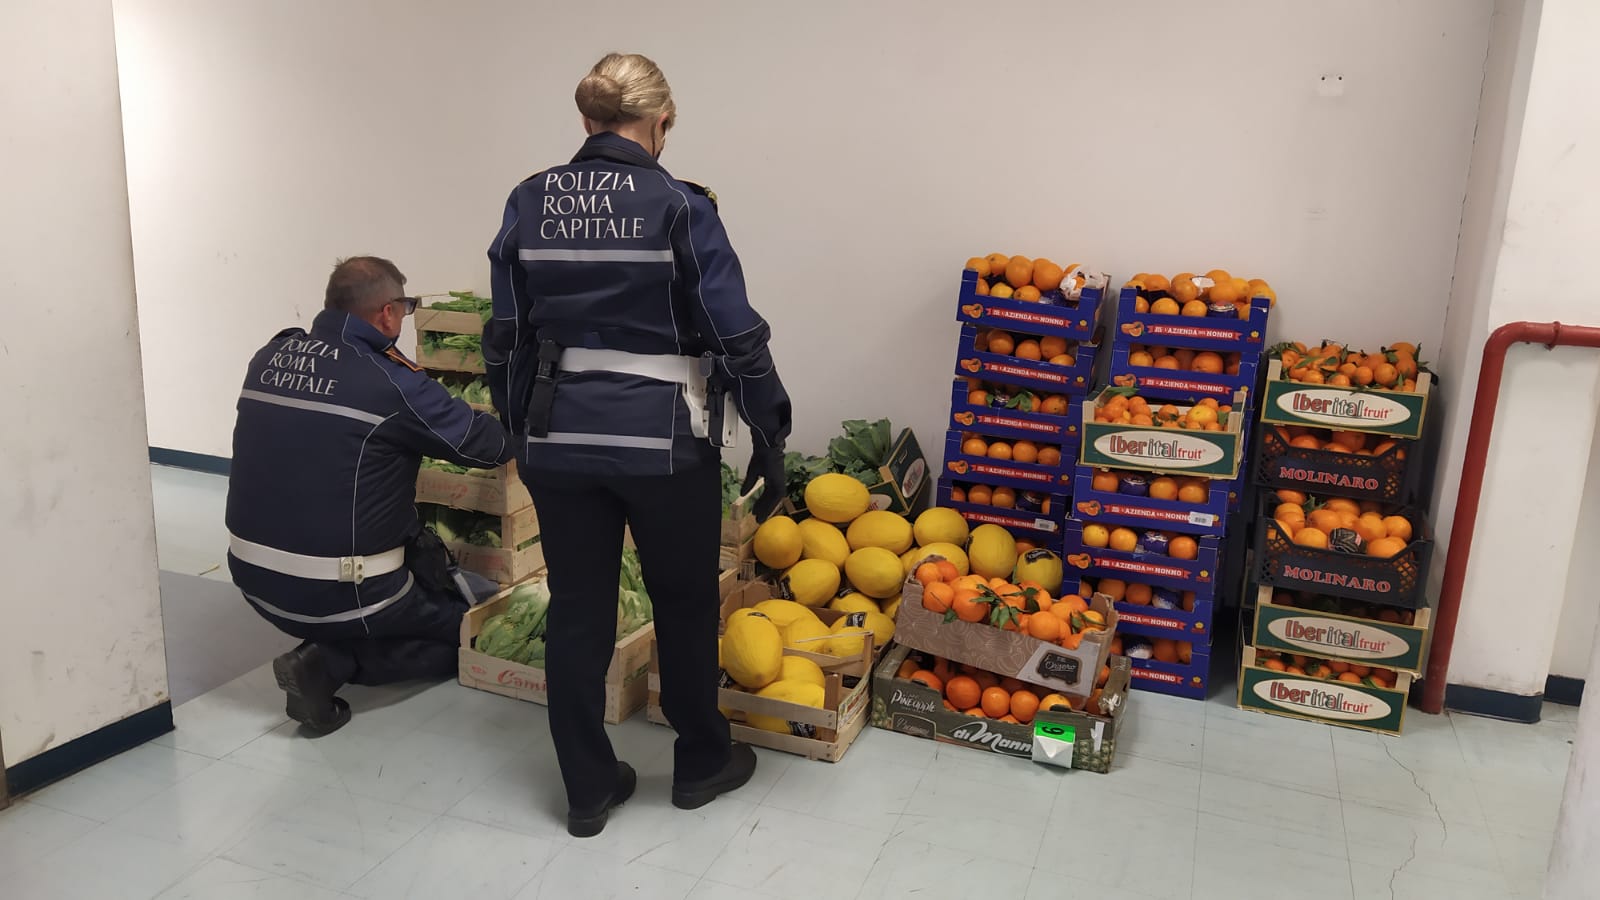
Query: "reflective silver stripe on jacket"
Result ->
[[239, 389, 385, 425], [526, 432, 674, 451], [518, 248, 674, 263], [243, 572, 415, 624]]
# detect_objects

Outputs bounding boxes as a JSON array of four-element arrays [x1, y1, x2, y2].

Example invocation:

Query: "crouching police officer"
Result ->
[[485, 53, 790, 836], [227, 256, 513, 735]]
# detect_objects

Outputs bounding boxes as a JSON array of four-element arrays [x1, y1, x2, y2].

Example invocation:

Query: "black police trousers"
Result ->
[[522, 461, 732, 810], [268, 569, 496, 688]]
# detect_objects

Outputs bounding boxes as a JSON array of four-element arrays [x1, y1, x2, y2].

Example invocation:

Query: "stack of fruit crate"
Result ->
[[412, 294, 544, 586], [1060, 271, 1274, 699], [938, 256, 1108, 553], [1237, 344, 1440, 733]]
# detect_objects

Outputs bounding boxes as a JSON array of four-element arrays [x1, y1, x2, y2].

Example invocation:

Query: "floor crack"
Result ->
[[1388, 831, 1418, 899], [1382, 740, 1447, 836]]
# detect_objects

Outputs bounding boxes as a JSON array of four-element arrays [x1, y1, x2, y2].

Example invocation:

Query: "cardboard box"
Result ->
[[948, 380, 1086, 446], [897, 561, 1115, 700], [954, 325, 1099, 397], [1237, 646, 1410, 734], [1106, 342, 1260, 405], [870, 644, 1129, 772], [934, 478, 1066, 551], [942, 429, 1074, 493], [785, 427, 931, 519], [1071, 463, 1230, 536], [1112, 286, 1270, 352], [646, 578, 875, 762], [953, 268, 1105, 341], [1079, 388, 1249, 478], [1126, 642, 1212, 700], [1251, 586, 1430, 674], [415, 462, 532, 516], [458, 586, 653, 724], [1260, 359, 1434, 440], [1062, 519, 1222, 593]]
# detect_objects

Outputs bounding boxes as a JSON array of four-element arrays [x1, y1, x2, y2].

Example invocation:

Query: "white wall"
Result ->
[[1552, 421, 1600, 679], [0, 0, 169, 765], [116, 0, 1494, 463], [1433, 0, 1600, 700]]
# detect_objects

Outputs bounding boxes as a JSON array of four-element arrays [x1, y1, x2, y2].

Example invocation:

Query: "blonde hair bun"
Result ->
[[575, 52, 676, 127], [575, 73, 624, 123]]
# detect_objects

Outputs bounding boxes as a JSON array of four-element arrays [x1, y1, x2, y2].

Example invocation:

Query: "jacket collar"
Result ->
[[312, 308, 392, 353], [572, 131, 667, 173]]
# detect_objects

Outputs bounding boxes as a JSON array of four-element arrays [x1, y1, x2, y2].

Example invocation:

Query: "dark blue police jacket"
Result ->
[[484, 131, 791, 477], [226, 309, 512, 626]]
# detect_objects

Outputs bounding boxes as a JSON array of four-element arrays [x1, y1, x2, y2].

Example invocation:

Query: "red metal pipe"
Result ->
[[1422, 320, 1600, 713]]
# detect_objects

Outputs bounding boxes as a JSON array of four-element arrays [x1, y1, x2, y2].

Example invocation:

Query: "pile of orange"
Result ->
[[1273, 425, 1405, 459], [1093, 391, 1232, 432], [917, 565, 1109, 651], [962, 379, 1072, 417], [973, 328, 1079, 368], [1254, 649, 1399, 689], [1078, 576, 1198, 613], [958, 433, 1064, 467], [947, 481, 1053, 516], [1080, 521, 1201, 560], [1123, 269, 1276, 321], [1274, 341, 1421, 392], [1085, 468, 1214, 505], [1126, 344, 1244, 377], [895, 650, 1114, 722], [1121, 635, 1196, 666], [1269, 590, 1418, 626], [964, 254, 1087, 302], [1269, 489, 1415, 558]]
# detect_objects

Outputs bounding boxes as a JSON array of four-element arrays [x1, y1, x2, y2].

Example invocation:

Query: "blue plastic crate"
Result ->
[[941, 429, 1074, 494], [1061, 518, 1223, 593], [954, 325, 1098, 396], [948, 380, 1083, 447], [1106, 342, 1260, 405], [1125, 642, 1213, 700], [1070, 464, 1230, 536], [954, 268, 1104, 341], [935, 478, 1066, 551], [1111, 287, 1270, 353]]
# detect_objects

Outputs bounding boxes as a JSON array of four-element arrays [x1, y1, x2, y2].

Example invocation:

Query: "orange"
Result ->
[[999, 714, 1021, 724], [1367, 537, 1408, 558], [945, 675, 981, 709], [915, 562, 943, 587], [987, 331, 1015, 356], [965, 256, 990, 273], [987, 441, 1013, 461], [989, 282, 1014, 300], [1040, 394, 1069, 416], [1037, 446, 1062, 467], [1374, 362, 1399, 387], [1129, 349, 1156, 368], [922, 581, 955, 613], [1144, 274, 1172, 292], [1191, 351, 1224, 374], [1307, 508, 1342, 534], [951, 589, 988, 623], [1039, 336, 1069, 359], [1010, 689, 1041, 724], [1382, 516, 1413, 541], [963, 707, 985, 717], [1355, 514, 1388, 544], [1169, 536, 1198, 560], [895, 657, 920, 679], [1185, 405, 1218, 429], [1293, 528, 1330, 549], [1005, 256, 1035, 289], [1027, 611, 1062, 642], [935, 560, 961, 582], [1274, 518, 1300, 540], [1134, 296, 1150, 314], [1263, 658, 1287, 672], [1011, 440, 1039, 464], [1170, 278, 1200, 304], [1323, 498, 1360, 515], [967, 389, 989, 406], [1330, 431, 1366, 452], [981, 686, 1013, 718], [910, 670, 943, 694], [1276, 488, 1307, 505], [962, 436, 988, 456], [1177, 482, 1207, 504], [1150, 477, 1179, 501], [1209, 281, 1242, 304], [1015, 340, 1042, 361], [967, 484, 993, 505], [1152, 638, 1179, 664], [991, 487, 1017, 508], [1204, 268, 1232, 285], [1181, 300, 1208, 317], [949, 485, 966, 502], [986, 253, 1010, 278], [1125, 583, 1153, 606], [1151, 297, 1182, 316], [1154, 355, 1182, 370], [1032, 259, 1065, 292], [1015, 285, 1042, 302], [1338, 672, 1363, 684], [1109, 528, 1139, 552], [1354, 366, 1375, 386], [1275, 501, 1307, 523], [1174, 349, 1198, 370], [1082, 523, 1110, 548], [1037, 693, 1074, 713], [974, 279, 990, 297], [1095, 578, 1127, 602]]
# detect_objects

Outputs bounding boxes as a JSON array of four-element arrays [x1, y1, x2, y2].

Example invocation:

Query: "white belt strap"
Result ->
[[228, 533, 406, 584], [560, 348, 696, 385]]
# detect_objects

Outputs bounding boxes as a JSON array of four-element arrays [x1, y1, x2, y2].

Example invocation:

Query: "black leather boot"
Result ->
[[272, 643, 351, 736], [567, 761, 636, 838]]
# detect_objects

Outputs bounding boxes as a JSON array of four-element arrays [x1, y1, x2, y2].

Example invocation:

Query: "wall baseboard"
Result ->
[[1545, 674, 1585, 707], [1445, 683, 1543, 723], [149, 447, 230, 475], [3, 702, 175, 796]]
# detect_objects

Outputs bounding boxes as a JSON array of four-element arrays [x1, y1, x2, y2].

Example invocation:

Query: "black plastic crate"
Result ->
[[1252, 498, 1434, 609]]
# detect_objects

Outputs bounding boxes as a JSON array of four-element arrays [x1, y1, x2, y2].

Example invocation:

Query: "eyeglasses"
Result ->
[[390, 296, 419, 316]]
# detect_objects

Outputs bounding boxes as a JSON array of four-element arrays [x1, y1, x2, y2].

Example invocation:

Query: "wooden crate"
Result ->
[[432, 503, 542, 585], [458, 584, 654, 724], [646, 579, 875, 762], [1237, 646, 1410, 735], [416, 461, 533, 516], [414, 306, 486, 374]]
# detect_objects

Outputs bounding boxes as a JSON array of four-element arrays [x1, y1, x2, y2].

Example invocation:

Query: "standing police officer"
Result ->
[[485, 53, 790, 837], [228, 256, 511, 735]]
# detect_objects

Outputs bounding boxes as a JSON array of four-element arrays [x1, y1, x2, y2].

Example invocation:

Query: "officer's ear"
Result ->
[[582, 115, 597, 136]]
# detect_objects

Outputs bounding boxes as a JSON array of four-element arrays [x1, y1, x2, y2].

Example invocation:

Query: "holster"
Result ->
[[526, 340, 563, 439], [700, 355, 739, 449]]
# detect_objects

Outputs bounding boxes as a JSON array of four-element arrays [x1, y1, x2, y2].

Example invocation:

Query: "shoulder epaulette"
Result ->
[[681, 180, 718, 211], [272, 326, 303, 340], [384, 347, 423, 372]]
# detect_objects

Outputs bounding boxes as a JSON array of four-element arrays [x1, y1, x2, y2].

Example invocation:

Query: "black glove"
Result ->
[[743, 445, 786, 521]]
